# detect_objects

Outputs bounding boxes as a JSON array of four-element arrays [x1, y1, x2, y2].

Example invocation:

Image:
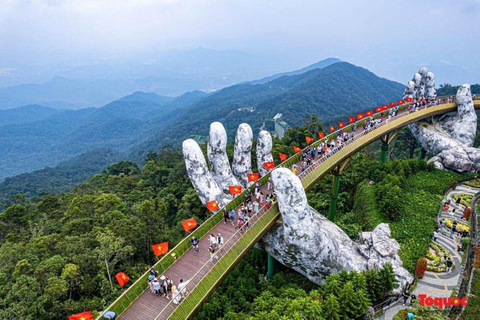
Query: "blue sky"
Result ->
[[0, 0, 479, 85]]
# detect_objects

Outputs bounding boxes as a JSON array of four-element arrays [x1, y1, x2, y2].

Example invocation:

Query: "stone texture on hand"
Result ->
[[256, 131, 274, 177], [183, 122, 273, 208], [260, 168, 412, 290], [405, 67, 479, 172]]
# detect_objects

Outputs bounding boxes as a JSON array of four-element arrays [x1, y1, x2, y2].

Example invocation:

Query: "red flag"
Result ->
[[405, 97, 413, 103], [278, 153, 288, 162], [338, 122, 346, 129], [329, 125, 335, 132], [115, 272, 130, 287], [206, 200, 219, 212], [247, 173, 260, 182], [382, 104, 389, 110], [348, 117, 356, 124], [293, 145, 302, 153], [229, 185, 242, 195], [397, 99, 405, 105], [263, 161, 275, 170], [69, 311, 93, 320], [389, 102, 396, 107], [305, 136, 314, 144], [181, 218, 198, 231], [356, 113, 365, 120], [318, 132, 325, 139], [152, 242, 169, 256], [375, 107, 382, 113], [365, 110, 374, 116]]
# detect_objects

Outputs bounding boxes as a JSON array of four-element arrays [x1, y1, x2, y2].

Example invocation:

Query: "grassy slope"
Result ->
[[352, 170, 465, 272]]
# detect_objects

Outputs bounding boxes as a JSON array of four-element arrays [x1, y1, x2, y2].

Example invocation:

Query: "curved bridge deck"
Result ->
[[114, 100, 480, 320]]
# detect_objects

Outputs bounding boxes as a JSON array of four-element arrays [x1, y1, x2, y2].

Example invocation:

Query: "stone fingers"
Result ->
[[256, 130, 274, 177], [207, 122, 240, 194], [270, 168, 312, 230], [232, 123, 253, 188], [183, 139, 228, 208], [439, 84, 476, 147], [425, 72, 437, 99], [404, 67, 436, 101]]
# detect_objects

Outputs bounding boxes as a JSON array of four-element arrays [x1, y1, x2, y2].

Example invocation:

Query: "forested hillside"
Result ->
[[436, 83, 480, 96], [130, 62, 404, 161], [0, 148, 121, 207], [0, 105, 60, 126], [0, 91, 205, 180]]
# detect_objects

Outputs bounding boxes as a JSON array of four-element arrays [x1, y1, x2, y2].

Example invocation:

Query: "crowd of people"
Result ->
[[147, 268, 191, 305], [293, 96, 459, 177]]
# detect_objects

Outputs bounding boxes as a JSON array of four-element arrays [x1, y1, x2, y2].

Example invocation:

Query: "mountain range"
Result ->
[[0, 59, 405, 198]]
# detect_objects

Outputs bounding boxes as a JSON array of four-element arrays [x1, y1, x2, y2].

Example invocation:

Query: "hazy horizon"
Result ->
[[1, 0, 479, 92]]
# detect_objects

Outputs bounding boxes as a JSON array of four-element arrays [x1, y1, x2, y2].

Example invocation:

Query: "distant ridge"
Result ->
[[0, 104, 60, 126], [249, 58, 342, 85]]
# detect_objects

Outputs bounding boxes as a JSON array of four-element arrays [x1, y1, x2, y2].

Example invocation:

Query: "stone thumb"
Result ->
[[271, 168, 312, 228]]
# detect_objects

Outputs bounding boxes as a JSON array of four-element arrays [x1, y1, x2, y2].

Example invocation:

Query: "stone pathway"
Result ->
[[380, 183, 480, 319]]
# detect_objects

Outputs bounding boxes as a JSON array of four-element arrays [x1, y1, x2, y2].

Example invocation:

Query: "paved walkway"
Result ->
[[380, 183, 480, 319]]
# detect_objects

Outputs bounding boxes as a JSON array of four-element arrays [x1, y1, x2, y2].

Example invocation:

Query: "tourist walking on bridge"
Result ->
[[217, 233, 224, 248], [178, 278, 191, 297], [152, 278, 161, 297], [190, 236, 200, 252], [165, 277, 174, 299], [209, 234, 217, 249]]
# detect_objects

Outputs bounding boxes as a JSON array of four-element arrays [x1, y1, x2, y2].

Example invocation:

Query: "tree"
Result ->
[[61, 263, 81, 299], [378, 262, 398, 299], [338, 281, 369, 318], [94, 229, 134, 291], [106, 161, 139, 176], [322, 294, 341, 320], [365, 269, 382, 304]]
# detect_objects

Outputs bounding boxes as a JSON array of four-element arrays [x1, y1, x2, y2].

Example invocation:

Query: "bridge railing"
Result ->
[[154, 193, 279, 319]]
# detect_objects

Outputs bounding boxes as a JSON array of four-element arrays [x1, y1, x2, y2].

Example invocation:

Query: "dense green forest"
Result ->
[[0, 113, 469, 319]]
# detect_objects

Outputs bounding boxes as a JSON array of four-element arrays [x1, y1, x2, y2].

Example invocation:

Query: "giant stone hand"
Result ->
[[183, 122, 273, 208], [183, 123, 413, 290], [404, 67, 479, 172]]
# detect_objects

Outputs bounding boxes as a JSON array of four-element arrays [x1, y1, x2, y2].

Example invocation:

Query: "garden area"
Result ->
[[452, 193, 473, 207], [426, 242, 453, 273]]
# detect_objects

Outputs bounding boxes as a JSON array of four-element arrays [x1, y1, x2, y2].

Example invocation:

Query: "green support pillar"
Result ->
[[328, 173, 341, 222], [419, 148, 426, 160], [267, 254, 276, 279], [380, 142, 389, 165]]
